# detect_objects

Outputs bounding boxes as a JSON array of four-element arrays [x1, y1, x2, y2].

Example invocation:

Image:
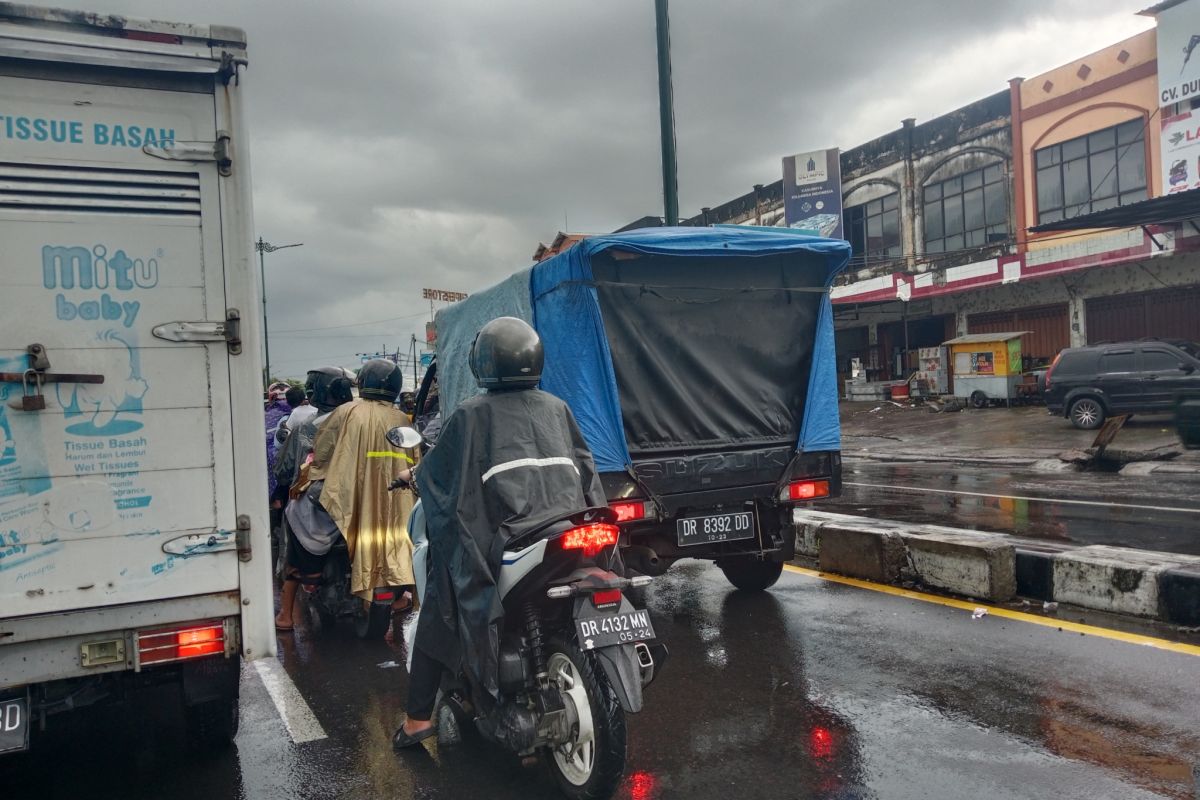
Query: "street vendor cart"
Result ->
[[943, 332, 1029, 408]]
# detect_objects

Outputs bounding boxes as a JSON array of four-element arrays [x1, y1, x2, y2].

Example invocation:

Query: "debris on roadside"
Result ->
[[377, 660, 401, 669], [972, 608, 988, 620], [1043, 601, 1059, 612]]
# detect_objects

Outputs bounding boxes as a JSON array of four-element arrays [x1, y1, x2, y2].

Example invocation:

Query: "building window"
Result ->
[[923, 163, 1009, 254], [1035, 119, 1146, 225], [843, 193, 901, 262]]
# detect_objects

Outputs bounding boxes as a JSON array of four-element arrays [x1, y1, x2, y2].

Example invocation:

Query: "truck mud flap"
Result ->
[[182, 655, 240, 707]]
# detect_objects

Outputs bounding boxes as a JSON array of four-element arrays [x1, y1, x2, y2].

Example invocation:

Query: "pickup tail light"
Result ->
[[781, 479, 830, 503], [136, 620, 227, 668], [610, 500, 649, 523], [591, 589, 623, 609], [373, 589, 395, 602], [561, 523, 620, 557]]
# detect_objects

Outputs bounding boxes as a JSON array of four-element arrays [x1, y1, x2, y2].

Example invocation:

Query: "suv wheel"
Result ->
[[1069, 397, 1105, 430]]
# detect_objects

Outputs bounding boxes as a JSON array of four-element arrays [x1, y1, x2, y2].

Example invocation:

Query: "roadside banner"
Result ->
[[782, 148, 843, 238], [1155, 0, 1200, 106], [1162, 107, 1200, 194]]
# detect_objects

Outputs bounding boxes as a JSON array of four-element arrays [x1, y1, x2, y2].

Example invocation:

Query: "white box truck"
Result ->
[[0, 4, 273, 753]]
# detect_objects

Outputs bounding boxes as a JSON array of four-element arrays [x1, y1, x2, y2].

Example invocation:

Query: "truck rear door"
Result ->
[[0, 69, 240, 615]]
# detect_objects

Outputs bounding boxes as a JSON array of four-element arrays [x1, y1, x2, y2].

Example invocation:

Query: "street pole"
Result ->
[[654, 0, 679, 226], [255, 238, 303, 388]]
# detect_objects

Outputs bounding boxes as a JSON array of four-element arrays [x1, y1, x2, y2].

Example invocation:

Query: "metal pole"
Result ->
[[258, 237, 270, 388], [654, 0, 679, 225]]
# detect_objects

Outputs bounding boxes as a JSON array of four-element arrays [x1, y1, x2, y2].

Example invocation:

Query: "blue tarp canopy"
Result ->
[[437, 226, 851, 473]]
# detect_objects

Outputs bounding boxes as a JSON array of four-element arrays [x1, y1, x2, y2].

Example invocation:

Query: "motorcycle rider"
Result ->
[[392, 317, 606, 748], [274, 366, 355, 632], [316, 359, 418, 611]]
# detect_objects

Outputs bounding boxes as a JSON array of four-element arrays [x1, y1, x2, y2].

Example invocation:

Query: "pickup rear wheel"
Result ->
[[718, 558, 784, 592], [1069, 397, 1105, 430]]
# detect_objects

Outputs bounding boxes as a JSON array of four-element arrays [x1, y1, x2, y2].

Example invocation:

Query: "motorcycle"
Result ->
[[387, 426, 667, 800], [299, 428, 426, 639]]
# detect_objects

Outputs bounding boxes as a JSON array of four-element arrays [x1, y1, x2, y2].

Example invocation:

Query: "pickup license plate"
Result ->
[[576, 609, 655, 650], [0, 696, 29, 754], [676, 510, 755, 547]]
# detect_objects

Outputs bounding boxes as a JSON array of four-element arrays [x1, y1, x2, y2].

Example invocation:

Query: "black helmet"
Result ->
[[305, 366, 355, 413], [359, 359, 403, 403], [470, 317, 543, 390]]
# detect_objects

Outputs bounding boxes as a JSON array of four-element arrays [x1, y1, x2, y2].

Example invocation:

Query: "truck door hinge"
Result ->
[[236, 514, 252, 562], [142, 130, 233, 176], [151, 309, 242, 355]]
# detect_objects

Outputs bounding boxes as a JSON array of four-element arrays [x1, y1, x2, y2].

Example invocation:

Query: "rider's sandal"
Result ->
[[392, 723, 437, 750]]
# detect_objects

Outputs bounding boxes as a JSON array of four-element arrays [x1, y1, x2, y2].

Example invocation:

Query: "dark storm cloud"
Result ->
[[40, 0, 1150, 377]]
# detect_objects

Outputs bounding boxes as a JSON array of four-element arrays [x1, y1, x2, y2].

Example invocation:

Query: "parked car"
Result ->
[[1042, 340, 1200, 429]]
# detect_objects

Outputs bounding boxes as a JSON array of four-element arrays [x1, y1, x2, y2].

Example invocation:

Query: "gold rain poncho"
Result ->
[[314, 398, 417, 599]]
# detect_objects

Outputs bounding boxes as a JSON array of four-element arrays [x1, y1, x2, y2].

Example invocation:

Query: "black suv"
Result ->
[[1042, 340, 1200, 429]]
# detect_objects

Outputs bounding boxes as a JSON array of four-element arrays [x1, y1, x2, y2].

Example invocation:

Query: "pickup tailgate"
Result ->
[[0, 74, 239, 616]]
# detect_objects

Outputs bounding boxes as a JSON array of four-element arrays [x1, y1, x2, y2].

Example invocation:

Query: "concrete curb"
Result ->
[[794, 509, 1200, 624]]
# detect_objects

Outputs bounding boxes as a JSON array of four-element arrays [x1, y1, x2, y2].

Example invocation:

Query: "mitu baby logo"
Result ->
[[57, 330, 148, 436]]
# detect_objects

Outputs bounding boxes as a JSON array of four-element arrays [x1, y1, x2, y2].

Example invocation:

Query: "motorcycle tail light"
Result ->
[[591, 589, 622, 609], [610, 500, 648, 523], [561, 523, 620, 557], [136, 620, 226, 668], [781, 479, 830, 503], [374, 589, 395, 602]]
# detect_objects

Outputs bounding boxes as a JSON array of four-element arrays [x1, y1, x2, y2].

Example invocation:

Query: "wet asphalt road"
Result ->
[[831, 461, 1200, 556], [5, 561, 1199, 800]]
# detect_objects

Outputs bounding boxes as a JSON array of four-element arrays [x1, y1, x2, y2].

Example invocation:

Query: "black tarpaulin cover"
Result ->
[[591, 251, 828, 454], [413, 389, 607, 704]]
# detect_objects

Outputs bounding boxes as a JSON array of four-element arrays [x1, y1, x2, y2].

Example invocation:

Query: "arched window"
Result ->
[[923, 163, 1008, 254], [1034, 119, 1146, 224]]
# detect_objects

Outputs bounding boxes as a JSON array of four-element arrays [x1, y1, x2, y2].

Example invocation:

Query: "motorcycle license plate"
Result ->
[[0, 695, 29, 754], [576, 608, 655, 650], [676, 510, 755, 547]]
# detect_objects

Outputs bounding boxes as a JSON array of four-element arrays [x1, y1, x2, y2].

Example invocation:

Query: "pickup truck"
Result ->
[[421, 226, 850, 591], [0, 3, 272, 754]]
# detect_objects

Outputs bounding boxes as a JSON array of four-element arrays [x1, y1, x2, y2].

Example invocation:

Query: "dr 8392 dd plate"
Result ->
[[676, 510, 755, 547]]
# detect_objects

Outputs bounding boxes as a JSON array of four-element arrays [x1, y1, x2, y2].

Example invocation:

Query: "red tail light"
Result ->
[[610, 501, 647, 523], [782, 479, 830, 502], [1044, 352, 1062, 390], [561, 523, 620, 557], [137, 620, 226, 667], [591, 589, 623, 608], [374, 589, 395, 602]]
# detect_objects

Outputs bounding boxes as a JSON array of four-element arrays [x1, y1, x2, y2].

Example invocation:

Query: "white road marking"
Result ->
[[252, 658, 327, 744], [843, 481, 1200, 515]]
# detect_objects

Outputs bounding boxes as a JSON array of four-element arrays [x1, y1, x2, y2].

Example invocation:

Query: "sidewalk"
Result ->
[[840, 401, 1200, 475]]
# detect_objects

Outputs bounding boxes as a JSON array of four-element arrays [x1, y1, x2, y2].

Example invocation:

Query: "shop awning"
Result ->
[[1029, 191, 1200, 232]]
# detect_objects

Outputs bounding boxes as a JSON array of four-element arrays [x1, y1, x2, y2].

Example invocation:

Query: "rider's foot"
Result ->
[[274, 612, 294, 631], [392, 717, 436, 750]]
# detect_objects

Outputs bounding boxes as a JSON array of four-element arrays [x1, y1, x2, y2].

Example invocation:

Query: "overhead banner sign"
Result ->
[[1162, 107, 1200, 193], [422, 287, 468, 302], [1156, 0, 1200, 106], [782, 148, 842, 238]]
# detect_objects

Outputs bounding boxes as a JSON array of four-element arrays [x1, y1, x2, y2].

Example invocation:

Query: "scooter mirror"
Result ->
[[386, 426, 423, 449]]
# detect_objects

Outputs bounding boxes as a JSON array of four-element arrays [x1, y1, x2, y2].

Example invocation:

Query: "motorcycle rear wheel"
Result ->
[[544, 639, 627, 800], [355, 601, 393, 640]]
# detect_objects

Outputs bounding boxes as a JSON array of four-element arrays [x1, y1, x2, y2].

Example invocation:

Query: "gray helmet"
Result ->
[[305, 366, 355, 413], [359, 359, 403, 403], [470, 317, 543, 390]]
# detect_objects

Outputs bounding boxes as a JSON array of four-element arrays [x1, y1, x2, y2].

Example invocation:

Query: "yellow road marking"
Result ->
[[782, 564, 1200, 658]]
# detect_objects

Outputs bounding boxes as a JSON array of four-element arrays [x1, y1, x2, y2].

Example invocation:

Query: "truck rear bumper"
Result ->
[[0, 592, 240, 689]]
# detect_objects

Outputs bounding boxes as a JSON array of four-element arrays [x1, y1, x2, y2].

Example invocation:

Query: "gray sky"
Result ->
[[48, 0, 1153, 380]]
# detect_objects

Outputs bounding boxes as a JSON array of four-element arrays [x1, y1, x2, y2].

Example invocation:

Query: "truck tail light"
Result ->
[[610, 500, 648, 523], [561, 523, 620, 557], [780, 479, 830, 503], [136, 620, 226, 668]]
